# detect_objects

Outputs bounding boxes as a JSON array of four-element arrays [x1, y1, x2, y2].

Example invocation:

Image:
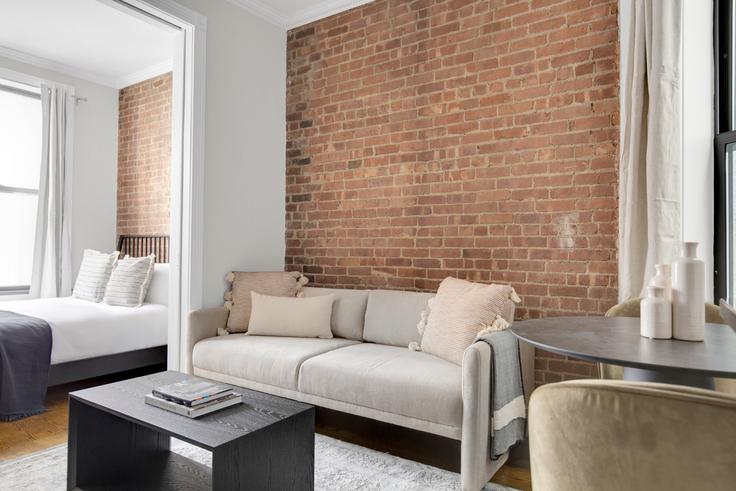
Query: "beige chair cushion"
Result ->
[[302, 287, 368, 340], [247, 292, 335, 338], [299, 343, 462, 427], [224, 271, 307, 333], [192, 334, 357, 390], [529, 380, 736, 491], [420, 277, 517, 364], [363, 290, 435, 347]]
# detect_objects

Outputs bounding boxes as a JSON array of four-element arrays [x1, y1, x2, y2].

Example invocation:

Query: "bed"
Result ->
[[1, 263, 168, 386], [1, 235, 170, 387]]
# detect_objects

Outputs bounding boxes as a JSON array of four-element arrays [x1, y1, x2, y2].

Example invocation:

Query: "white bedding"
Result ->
[[0, 297, 167, 364]]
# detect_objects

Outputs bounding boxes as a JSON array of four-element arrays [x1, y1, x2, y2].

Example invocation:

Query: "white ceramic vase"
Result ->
[[649, 263, 672, 303], [671, 242, 705, 341], [640, 286, 672, 339]]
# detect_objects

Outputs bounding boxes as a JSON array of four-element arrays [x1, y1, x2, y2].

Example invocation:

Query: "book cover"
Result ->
[[152, 379, 233, 406], [145, 393, 243, 418]]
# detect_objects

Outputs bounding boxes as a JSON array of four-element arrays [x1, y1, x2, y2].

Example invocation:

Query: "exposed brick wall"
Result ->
[[117, 72, 172, 238], [285, 0, 619, 384]]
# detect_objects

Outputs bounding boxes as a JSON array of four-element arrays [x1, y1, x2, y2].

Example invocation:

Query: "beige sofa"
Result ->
[[185, 286, 535, 490]]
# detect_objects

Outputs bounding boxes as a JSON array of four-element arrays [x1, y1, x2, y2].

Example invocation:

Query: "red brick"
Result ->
[[117, 73, 172, 238], [286, 0, 619, 385]]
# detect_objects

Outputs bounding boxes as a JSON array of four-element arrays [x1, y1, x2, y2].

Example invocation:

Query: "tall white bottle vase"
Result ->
[[672, 242, 705, 341], [649, 263, 672, 303], [640, 286, 672, 339]]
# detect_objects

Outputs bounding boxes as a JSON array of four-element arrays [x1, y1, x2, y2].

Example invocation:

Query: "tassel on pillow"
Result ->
[[476, 314, 511, 338]]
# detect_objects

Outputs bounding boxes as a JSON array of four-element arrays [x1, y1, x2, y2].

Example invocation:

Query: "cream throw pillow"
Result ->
[[224, 271, 309, 333], [418, 277, 520, 364], [72, 249, 120, 302], [247, 291, 335, 338], [103, 254, 155, 307]]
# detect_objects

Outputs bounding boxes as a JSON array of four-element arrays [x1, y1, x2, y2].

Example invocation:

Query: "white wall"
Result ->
[[0, 56, 118, 279], [174, 0, 287, 307], [682, 2, 715, 301]]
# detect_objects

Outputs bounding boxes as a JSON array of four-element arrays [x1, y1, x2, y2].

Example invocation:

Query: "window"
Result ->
[[0, 79, 42, 293]]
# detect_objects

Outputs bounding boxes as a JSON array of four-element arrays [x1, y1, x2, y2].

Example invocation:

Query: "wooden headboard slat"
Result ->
[[116, 235, 169, 263]]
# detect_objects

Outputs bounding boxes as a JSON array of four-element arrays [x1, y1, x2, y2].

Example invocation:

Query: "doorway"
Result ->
[[109, 0, 206, 370]]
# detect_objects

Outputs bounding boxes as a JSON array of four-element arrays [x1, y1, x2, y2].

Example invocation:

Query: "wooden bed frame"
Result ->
[[46, 235, 170, 386], [48, 346, 167, 386]]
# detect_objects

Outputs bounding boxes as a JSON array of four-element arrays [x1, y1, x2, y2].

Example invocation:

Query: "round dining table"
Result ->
[[510, 316, 736, 389]]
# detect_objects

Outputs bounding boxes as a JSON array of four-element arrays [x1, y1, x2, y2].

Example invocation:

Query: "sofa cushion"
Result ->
[[223, 271, 308, 333], [303, 287, 368, 340], [192, 334, 358, 390], [298, 343, 462, 428], [362, 290, 434, 347], [247, 292, 335, 338]]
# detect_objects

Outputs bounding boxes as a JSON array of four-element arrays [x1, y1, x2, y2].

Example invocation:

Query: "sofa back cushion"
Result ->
[[303, 287, 368, 340], [363, 290, 434, 347]]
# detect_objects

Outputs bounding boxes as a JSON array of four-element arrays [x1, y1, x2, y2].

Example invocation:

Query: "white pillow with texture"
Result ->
[[418, 277, 520, 364], [72, 249, 120, 302], [247, 291, 335, 338], [103, 255, 155, 307]]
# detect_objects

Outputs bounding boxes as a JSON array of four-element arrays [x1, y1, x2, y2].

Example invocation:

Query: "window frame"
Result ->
[[0, 81, 41, 295], [715, 0, 735, 302]]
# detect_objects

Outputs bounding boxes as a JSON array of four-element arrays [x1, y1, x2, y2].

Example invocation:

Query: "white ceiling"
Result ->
[[0, 0, 176, 88], [229, 0, 375, 29]]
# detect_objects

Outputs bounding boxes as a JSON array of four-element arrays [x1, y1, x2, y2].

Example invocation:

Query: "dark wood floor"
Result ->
[[0, 368, 531, 490]]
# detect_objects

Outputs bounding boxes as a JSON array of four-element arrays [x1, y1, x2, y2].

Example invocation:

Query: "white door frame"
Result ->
[[110, 0, 206, 371]]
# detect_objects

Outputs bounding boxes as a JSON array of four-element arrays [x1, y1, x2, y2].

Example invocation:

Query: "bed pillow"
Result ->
[[418, 277, 520, 364], [72, 249, 120, 302], [247, 291, 335, 338], [103, 255, 155, 307], [224, 271, 308, 333]]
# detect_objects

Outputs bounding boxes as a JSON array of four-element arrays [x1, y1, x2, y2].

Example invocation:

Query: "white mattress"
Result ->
[[0, 297, 167, 364]]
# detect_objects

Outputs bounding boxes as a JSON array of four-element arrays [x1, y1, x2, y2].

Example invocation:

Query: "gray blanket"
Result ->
[[0, 310, 52, 421], [477, 329, 526, 459]]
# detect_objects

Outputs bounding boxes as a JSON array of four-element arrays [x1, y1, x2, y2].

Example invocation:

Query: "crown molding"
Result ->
[[0, 45, 119, 88], [225, 0, 374, 30], [285, 0, 375, 29], [115, 59, 173, 88]]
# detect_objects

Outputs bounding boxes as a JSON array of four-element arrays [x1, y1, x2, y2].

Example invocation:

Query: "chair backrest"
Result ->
[[529, 380, 736, 491], [605, 298, 724, 324]]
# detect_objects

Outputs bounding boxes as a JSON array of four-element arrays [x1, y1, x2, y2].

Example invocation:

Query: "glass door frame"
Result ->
[[715, 0, 736, 302]]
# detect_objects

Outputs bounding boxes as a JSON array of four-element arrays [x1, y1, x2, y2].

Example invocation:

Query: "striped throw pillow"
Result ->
[[103, 255, 155, 307], [418, 277, 520, 364], [72, 250, 120, 302]]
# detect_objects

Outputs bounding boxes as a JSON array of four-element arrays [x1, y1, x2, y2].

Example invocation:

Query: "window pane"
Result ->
[[0, 192, 37, 288], [728, 142, 736, 303], [0, 88, 42, 189]]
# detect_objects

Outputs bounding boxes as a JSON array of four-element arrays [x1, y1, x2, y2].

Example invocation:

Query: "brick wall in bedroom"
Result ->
[[285, 0, 619, 385], [117, 72, 172, 238]]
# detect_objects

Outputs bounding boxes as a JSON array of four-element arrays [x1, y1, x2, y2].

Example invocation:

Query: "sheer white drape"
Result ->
[[618, 0, 682, 301], [30, 84, 74, 298]]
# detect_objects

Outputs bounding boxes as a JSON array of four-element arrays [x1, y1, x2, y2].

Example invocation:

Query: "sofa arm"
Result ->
[[183, 306, 229, 374], [461, 342, 497, 490]]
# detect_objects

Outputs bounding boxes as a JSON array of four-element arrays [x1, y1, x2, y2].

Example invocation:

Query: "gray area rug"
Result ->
[[0, 433, 514, 490]]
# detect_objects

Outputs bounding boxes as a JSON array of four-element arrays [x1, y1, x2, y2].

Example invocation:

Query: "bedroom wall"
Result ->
[[0, 56, 118, 281], [173, 0, 287, 307], [285, 0, 620, 384], [117, 72, 172, 238]]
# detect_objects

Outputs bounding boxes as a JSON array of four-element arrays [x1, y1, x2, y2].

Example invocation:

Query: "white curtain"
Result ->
[[618, 0, 682, 301], [30, 84, 74, 298]]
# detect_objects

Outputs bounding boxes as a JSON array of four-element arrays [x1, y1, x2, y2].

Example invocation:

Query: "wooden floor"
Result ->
[[0, 369, 532, 490]]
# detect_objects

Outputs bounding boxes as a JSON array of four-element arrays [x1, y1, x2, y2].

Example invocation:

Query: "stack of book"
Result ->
[[145, 379, 242, 418]]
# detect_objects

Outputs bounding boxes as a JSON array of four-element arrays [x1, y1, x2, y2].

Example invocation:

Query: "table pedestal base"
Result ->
[[623, 367, 715, 389]]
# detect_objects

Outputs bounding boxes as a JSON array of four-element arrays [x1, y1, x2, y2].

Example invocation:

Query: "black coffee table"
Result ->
[[67, 371, 314, 490]]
